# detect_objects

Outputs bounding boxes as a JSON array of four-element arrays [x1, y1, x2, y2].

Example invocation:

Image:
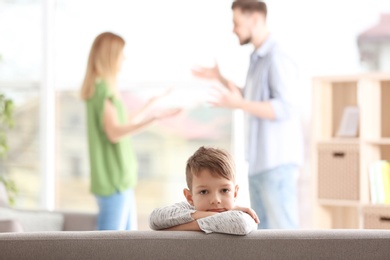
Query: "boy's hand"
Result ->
[[233, 206, 260, 224]]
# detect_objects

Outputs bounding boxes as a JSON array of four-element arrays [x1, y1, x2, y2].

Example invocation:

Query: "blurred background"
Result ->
[[0, 0, 389, 230]]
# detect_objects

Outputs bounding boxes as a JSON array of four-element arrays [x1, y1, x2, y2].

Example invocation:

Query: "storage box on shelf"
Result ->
[[312, 73, 390, 229], [318, 143, 359, 201], [363, 205, 390, 229]]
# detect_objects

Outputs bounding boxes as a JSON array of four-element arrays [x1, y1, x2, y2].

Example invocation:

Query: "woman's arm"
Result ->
[[103, 99, 155, 143], [103, 99, 181, 143], [127, 88, 174, 123], [126, 96, 158, 124]]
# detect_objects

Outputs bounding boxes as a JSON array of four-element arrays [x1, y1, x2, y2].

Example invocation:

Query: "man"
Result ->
[[192, 0, 303, 229]]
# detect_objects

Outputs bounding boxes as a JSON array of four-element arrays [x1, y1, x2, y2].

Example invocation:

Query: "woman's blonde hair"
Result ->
[[80, 32, 125, 100]]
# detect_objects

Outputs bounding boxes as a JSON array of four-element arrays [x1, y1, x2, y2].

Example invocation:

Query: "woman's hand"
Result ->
[[130, 87, 176, 123], [191, 63, 222, 82], [147, 87, 175, 106]]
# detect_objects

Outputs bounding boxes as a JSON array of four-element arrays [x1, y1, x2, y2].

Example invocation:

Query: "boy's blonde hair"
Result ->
[[80, 32, 125, 100], [185, 146, 236, 190]]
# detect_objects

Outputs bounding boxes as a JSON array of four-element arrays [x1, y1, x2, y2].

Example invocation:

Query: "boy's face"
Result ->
[[184, 169, 238, 212]]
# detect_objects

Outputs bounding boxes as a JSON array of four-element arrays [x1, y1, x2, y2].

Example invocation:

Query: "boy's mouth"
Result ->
[[207, 208, 227, 213]]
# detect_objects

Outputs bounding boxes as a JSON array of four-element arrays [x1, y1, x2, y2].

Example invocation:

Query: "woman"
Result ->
[[80, 32, 180, 230]]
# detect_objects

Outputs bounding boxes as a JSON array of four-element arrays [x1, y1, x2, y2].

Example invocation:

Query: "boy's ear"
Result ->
[[183, 188, 194, 206], [234, 185, 239, 200]]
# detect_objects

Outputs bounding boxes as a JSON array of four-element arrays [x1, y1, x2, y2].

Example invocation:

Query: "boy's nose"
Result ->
[[210, 195, 221, 205]]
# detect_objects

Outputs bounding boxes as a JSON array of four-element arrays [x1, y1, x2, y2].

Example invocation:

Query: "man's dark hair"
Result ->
[[231, 0, 267, 16]]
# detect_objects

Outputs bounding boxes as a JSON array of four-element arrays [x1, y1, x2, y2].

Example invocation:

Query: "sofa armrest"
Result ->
[[62, 211, 97, 231], [0, 219, 24, 232]]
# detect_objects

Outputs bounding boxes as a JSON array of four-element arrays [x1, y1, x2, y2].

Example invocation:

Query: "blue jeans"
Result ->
[[249, 164, 299, 229], [95, 189, 137, 230]]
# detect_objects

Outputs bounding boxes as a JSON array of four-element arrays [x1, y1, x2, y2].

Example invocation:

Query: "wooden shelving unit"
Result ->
[[312, 73, 390, 229]]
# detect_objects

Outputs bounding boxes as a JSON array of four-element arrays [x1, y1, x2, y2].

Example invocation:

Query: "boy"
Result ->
[[149, 146, 259, 235]]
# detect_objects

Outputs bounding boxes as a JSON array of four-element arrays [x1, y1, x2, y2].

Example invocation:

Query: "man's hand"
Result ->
[[233, 206, 260, 224], [209, 81, 244, 109]]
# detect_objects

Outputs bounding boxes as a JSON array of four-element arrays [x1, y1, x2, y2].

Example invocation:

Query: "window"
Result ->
[[53, 1, 241, 229], [0, 0, 42, 208]]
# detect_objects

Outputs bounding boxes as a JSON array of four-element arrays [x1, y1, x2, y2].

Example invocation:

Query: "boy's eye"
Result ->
[[222, 189, 230, 193], [200, 190, 208, 195]]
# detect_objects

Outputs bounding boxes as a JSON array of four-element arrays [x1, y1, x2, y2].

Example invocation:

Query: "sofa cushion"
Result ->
[[0, 219, 24, 232], [0, 207, 64, 232]]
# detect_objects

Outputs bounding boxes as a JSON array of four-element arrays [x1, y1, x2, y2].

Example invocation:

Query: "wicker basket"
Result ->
[[318, 143, 359, 200], [363, 205, 390, 229]]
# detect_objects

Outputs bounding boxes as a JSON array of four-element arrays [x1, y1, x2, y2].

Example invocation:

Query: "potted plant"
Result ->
[[0, 81, 17, 205]]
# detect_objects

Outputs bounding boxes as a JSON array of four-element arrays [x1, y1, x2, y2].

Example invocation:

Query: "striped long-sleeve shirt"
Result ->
[[149, 201, 258, 235]]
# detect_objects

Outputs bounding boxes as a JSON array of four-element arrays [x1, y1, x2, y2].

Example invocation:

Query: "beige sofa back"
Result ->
[[1, 230, 390, 260]]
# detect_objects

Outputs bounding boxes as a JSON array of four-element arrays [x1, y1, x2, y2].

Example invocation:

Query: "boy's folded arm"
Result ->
[[197, 210, 258, 235], [162, 220, 202, 231], [149, 202, 258, 234], [149, 202, 197, 230], [160, 211, 218, 231], [190, 211, 218, 220]]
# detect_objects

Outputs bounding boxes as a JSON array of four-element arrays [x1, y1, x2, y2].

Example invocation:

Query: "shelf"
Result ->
[[317, 138, 360, 145], [381, 81, 390, 138], [363, 139, 390, 145], [316, 138, 390, 145], [313, 73, 390, 229], [313, 79, 359, 140], [364, 74, 390, 81], [363, 203, 390, 208], [318, 199, 360, 207], [313, 73, 390, 82]]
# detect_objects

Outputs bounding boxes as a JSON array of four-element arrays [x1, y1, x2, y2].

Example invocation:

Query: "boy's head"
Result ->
[[184, 146, 239, 212]]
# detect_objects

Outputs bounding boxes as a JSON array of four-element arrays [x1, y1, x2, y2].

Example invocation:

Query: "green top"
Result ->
[[86, 79, 137, 196]]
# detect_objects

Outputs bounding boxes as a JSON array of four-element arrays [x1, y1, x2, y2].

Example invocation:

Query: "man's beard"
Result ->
[[240, 36, 251, 46]]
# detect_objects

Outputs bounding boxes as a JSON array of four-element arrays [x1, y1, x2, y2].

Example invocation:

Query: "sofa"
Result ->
[[1, 229, 390, 259], [2, 184, 390, 259], [0, 182, 96, 232]]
